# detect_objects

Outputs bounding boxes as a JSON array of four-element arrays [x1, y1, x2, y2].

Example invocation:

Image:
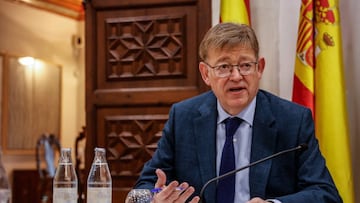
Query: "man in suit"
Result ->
[[134, 23, 342, 203]]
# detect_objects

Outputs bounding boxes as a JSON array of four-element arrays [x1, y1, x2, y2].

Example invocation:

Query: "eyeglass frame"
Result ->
[[202, 61, 258, 78]]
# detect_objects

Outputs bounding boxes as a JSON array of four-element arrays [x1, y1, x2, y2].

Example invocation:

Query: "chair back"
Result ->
[[35, 133, 61, 202]]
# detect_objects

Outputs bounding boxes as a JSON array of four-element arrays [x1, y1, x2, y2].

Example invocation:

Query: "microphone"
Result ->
[[199, 143, 308, 202]]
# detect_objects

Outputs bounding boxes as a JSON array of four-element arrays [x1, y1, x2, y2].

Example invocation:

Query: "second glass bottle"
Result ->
[[87, 147, 112, 203]]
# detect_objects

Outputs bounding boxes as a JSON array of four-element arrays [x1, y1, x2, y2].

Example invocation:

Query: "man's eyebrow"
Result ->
[[214, 56, 231, 64]]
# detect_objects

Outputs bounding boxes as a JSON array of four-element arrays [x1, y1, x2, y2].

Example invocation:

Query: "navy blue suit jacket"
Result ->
[[135, 90, 342, 203]]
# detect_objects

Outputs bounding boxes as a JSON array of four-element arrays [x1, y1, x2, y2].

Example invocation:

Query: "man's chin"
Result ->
[[226, 100, 248, 113]]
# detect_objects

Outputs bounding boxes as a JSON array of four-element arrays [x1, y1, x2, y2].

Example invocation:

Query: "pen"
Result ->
[[151, 187, 184, 193]]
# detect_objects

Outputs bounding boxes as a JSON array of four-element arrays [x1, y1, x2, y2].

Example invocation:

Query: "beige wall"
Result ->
[[0, 0, 85, 179]]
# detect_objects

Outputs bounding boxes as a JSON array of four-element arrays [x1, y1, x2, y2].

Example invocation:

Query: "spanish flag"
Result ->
[[292, 0, 354, 202], [220, 0, 250, 25]]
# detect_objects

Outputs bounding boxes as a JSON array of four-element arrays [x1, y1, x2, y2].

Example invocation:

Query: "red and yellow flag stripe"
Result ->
[[293, 0, 354, 202], [293, 0, 315, 116]]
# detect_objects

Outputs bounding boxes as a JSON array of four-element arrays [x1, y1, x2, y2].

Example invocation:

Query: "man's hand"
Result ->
[[247, 197, 273, 203], [152, 168, 200, 203]]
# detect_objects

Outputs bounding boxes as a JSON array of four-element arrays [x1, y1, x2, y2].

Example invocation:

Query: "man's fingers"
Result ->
[[188, 196, 200, 203], [152, 169, 199, 203], [247, 197, 268, 203], [175, 185, 195, 202], [158, 181, 179, 198], [154, 168, 167, 188]]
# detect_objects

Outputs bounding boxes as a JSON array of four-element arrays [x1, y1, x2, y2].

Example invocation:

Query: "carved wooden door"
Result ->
[[84, 0, 211, 201]]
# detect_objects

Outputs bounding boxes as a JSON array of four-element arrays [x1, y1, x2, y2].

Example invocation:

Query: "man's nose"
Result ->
[[229, 66, 244, 79]]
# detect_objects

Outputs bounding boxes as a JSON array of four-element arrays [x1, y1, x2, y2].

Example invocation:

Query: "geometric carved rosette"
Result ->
[[106, 15, 186, 80], [105, 115, 168, 177]]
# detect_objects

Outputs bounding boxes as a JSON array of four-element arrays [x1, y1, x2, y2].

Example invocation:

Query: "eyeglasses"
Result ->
[[203, 61, 258, 78]]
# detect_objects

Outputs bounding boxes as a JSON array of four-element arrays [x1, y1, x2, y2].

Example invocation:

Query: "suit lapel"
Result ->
[[194, 93, 217, 202], [192, 91, 278, 200], [249, 91, 278, 198]]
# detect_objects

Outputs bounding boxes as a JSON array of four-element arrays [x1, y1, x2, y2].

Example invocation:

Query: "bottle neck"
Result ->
[[59, 148, 73, 164], [93, 148, 107, 164]]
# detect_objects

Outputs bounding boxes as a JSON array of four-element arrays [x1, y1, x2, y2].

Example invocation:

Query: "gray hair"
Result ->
[[199, 23, 259, 61]]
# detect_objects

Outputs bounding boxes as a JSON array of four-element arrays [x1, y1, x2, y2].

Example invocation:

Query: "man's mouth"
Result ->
[[229, 87, 245, 92]]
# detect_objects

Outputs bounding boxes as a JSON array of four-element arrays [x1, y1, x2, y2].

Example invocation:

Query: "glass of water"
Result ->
[[125, 189, 153, 203]]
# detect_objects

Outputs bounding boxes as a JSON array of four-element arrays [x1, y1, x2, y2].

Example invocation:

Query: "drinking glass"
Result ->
[[125, 189, 153, 203]]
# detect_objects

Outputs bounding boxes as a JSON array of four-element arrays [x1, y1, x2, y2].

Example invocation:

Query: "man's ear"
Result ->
[[257, 57, 265, 76], [199, 62, 211, 86]]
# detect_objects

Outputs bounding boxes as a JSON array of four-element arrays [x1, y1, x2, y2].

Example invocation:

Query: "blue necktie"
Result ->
[[217, 117, 242, 203]]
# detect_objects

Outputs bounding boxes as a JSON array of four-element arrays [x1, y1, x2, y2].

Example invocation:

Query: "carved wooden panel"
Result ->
[[106, 115, 166, 176], [96, 107, 169, 192], [106, 15, 186, 80], [95, 5, 201, 92], [85, 0, 211, 201]]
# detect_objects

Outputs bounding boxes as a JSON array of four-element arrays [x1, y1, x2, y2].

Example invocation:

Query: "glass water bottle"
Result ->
[[53, 148, 78, 203], [87, 147, 112, 203]]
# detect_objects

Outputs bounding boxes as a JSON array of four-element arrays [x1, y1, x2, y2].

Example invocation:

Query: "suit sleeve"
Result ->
[[277, 108, 342, 203]]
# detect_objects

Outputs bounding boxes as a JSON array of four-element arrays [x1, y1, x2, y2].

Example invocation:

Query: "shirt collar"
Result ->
[[217, 96, 256, 127]]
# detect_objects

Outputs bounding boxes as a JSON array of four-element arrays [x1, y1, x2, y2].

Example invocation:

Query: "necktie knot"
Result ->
[[225, 117, 242, 138]]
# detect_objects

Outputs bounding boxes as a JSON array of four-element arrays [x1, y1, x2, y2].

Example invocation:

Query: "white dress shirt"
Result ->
[[216, 97, 256, 203]]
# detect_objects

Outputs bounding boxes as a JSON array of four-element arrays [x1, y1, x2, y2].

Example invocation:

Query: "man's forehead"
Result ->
[[206, 45, 256, 60]]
